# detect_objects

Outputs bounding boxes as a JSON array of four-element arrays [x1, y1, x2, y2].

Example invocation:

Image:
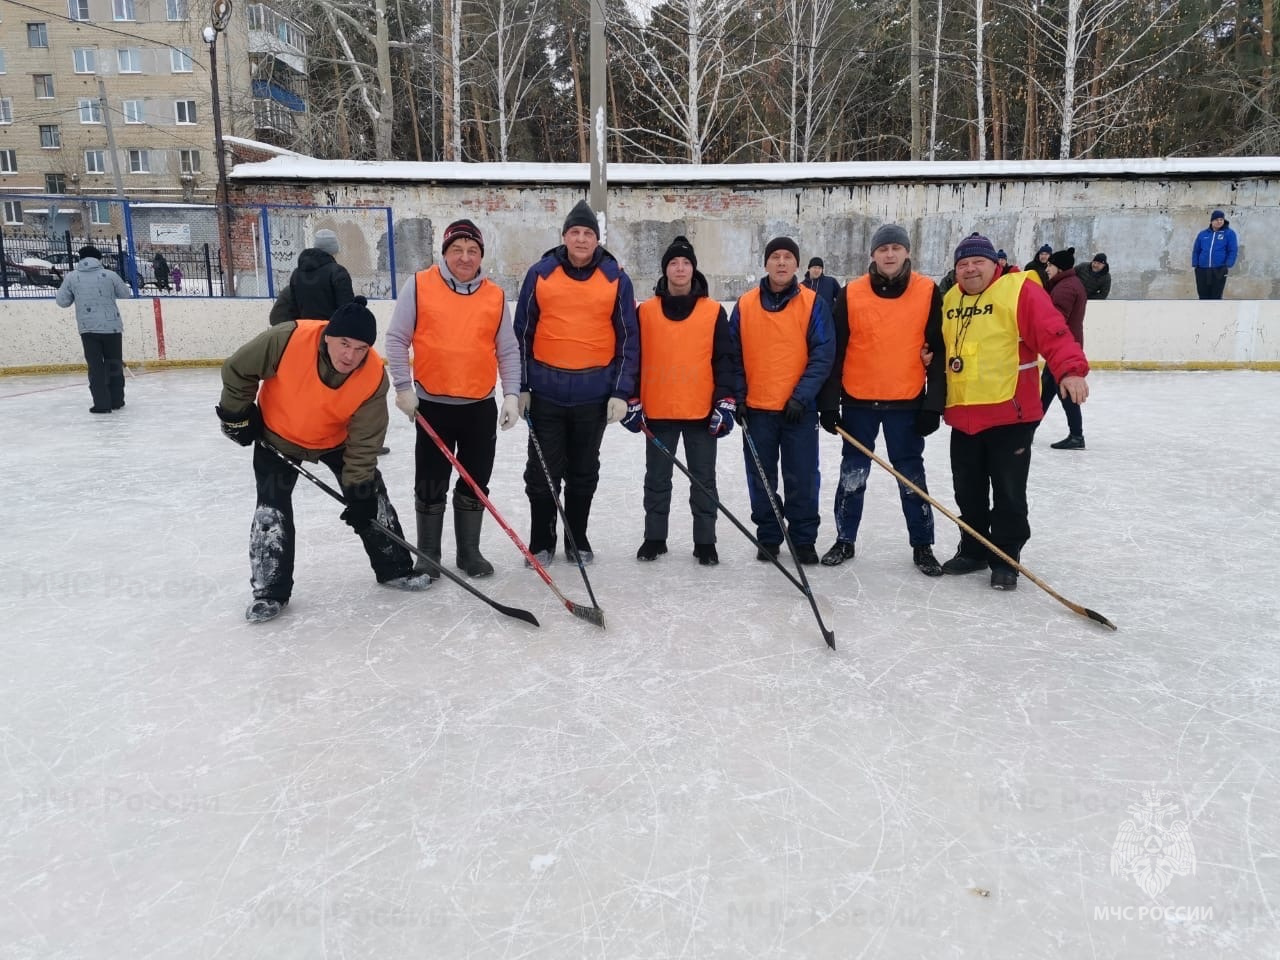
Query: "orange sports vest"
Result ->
[[841, 273, 933, 400], [737, 285, 816, 411], [412, 266, 504, 399], [637, 296, 719, 419], [258, 319, 385, 450], [532, 266, 618, 369]]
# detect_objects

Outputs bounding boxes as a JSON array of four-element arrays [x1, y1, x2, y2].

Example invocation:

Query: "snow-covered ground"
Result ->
[[2, 368, 1277, 958]]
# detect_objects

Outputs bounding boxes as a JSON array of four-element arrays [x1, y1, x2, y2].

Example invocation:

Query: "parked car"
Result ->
[[2, 256, 61, 288]]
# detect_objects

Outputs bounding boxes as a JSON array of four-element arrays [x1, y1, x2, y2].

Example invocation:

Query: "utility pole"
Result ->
[[588, 0, 607, 243], [97, 79, 126, 199], [204, 0, 236, 296]]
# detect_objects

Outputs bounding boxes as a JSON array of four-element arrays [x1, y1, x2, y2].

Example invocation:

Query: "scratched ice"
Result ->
[[2, 368, 1278, 958]]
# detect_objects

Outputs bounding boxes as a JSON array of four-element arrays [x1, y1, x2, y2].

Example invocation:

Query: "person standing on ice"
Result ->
[[628, 235, 739, 566], [55, 245, 132, 414], [216, 297, 431, 623], [384, 218, 521, 580], [1040, 247, 1090, 450], [937, 233, 1090, 591], [728, 235, 834, 565], [513, 198, 639, 565], [816, 223, 946, 577]]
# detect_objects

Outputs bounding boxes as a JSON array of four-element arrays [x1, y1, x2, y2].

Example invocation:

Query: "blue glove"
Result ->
[[620, 397, 645, 433], [708, 397, 736, 438]]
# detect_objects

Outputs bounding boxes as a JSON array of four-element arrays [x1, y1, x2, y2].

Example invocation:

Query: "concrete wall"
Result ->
[[228, 173, 1280, 302], [4, 296, 1278, 372]]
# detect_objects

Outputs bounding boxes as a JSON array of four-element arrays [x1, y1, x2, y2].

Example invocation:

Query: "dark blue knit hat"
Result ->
[[1211, 209, 1225, 221], [1038, 243, 1053, 255], [954, 233, 999, 265]]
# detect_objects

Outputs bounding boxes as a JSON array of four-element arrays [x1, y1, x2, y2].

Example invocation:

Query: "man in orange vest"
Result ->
[[939, 233, 1090, 590], [217, 297, 431, 622], [514, 199, 640, 565], [385, 219, 521, 579], [817, 223, 946, 576], [729, 235, 835, 564], [629, 235, 738, 565]]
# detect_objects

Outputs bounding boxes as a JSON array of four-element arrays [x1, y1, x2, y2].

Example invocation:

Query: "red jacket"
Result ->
[[1046, 269, 1087, 346]]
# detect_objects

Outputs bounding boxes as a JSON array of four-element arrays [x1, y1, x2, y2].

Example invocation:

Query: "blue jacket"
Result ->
[[1192, 220, 1238, 269], [55, 257, 131, 334], [514, 245, 639, 406], [728, 276, 835, 411]]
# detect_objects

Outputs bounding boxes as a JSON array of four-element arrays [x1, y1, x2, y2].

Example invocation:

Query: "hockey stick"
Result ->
[[260, 442, 539, 628], [741, 419, 836, 650], [523, 411, 603, 612], [412, 402, 604, 628], [640, 422, 821, 601], [832, 424, 1116, 631]]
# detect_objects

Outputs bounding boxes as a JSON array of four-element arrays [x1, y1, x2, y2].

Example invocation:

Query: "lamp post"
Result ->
[[204, 0, 234, 295]]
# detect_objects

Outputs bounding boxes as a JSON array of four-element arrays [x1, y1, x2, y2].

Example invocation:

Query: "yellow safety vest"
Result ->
[[941, 272, 1036, 407]]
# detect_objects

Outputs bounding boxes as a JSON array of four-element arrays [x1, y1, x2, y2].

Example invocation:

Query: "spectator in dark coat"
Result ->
[[152, 253, 171, 291], [1024, 244, 1052, 286], [1041, 248, 1089, 450], [269, 229, 355, 324], [1191, 210, 1238, 300], [1074, 252, 1111, 300], [802, 257, 842, 314]]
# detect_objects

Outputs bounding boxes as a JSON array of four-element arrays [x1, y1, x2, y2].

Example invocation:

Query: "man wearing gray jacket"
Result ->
[[56, 245, 131, 413]]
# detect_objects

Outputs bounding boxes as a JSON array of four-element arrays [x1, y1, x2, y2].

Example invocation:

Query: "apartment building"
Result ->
[[0, 0, 309, 231]]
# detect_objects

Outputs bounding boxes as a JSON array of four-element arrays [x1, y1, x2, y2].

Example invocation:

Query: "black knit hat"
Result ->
[[661, 235, 697, 272], [325, 295, 376, 345], [953, 232, 999, 265], [1048, 247, 1076, 271], [562, 199, 599, 237], [78, 245, 102, 260], [441, 218, 484, 256], [808, 256, 824, 269], [764, 236, 800, 265], [1092, 252, 1107, 265]]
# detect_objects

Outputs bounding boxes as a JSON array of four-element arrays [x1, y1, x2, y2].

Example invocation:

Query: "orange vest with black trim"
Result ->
[[412, 266, 504, 399], [737, 285, 815, 411], [258, 319, 385, 450], [532, 266, 618, 369], [841, 272, 933, 400], [637, 296, 719, 419]]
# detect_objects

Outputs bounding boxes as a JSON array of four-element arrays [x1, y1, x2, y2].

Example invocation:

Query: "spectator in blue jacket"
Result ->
[[1191, 210, 1238, 300], [802, 257, 841, 314]]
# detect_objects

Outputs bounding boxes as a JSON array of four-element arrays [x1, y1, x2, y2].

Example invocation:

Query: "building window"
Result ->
[[79, 98, 102, 123], [128, 149, 150, 173], [0, 48, 6, 73], [0, 150, 16, 174], [68, 0, 91, 21], [90, 200, 112, 224], [73, 47, 97, 73], [117, 48, 141, 73], [179, 149, 200, 173], [170, 47, 193, 73], [35, 74, 55, 98], [123, 100, 144, 123], [3, 201, 22, 224], [85, 149, 106, 173], [0, 98, 11, 124], [46, 173, 67, 193], [175, 100, 197, 124], [113, 0, 136, 21], [166, 0, 188, 20], [40, 124, 62, 148], [28, 23, 49, 48]]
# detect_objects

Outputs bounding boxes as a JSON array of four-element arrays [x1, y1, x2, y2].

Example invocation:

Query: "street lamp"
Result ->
[[204, 0, 234, 295]]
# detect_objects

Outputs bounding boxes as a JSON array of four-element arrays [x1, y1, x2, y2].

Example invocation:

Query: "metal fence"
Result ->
[[0, 196, 396, 302]]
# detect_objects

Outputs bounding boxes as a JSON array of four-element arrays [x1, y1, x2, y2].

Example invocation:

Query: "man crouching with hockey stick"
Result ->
[[217, 297, 431, 623]]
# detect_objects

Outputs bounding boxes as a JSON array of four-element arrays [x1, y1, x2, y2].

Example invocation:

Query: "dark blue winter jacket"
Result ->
[[1192, 220, 1238, 270]]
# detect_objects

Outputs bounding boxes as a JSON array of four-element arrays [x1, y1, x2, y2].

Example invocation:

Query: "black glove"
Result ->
[[216, 403, 262, 447], [915, 410, 941, 437], [340, 485, 379, 532], [783, 398, 806, 424], [734, 402, 747, 426], [819, 409, 839, 435]]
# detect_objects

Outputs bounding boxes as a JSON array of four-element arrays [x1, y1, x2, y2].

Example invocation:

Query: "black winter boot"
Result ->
[[415, 502, 446, 580], [693, 544, 719, 566], [528, 497, 557, 557], [453, 494, 494, 577], [564, 492, 594, 564], [636, 539, 667, 561], [1050, 434, 1086, 450], [913, 545, 943, 577], [821, 540, 856, 566]]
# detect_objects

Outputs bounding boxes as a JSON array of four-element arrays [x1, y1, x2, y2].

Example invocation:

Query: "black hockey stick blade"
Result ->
[[568, 600, 606, 628]]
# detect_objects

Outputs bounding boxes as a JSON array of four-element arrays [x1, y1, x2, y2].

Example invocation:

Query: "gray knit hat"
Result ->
[[314, 229, 340, 255], [870, 224, 910, 252]]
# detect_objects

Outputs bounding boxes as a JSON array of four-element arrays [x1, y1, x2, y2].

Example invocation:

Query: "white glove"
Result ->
[[518, 391, 531, 417], [606, 397, 627, 424], [499, 394, 520, 431], [395, 389, 419, 421]]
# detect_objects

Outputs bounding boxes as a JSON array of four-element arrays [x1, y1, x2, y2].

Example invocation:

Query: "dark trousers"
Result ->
[[742, 409, 821, 547], [412, 397, 497, 509], [949, 422, 1035, 572], [834, 406, 934, 546], [643, 419, 719, 544], [1040, 367, 1083, 437], [1194, 266, 1228, 300], [81, 332, 124, 410], [249, 443, 413, 601], [523, 394, 608, 554]]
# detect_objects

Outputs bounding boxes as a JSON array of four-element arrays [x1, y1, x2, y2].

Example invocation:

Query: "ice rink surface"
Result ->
[[3, 367, 1279, 959]]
